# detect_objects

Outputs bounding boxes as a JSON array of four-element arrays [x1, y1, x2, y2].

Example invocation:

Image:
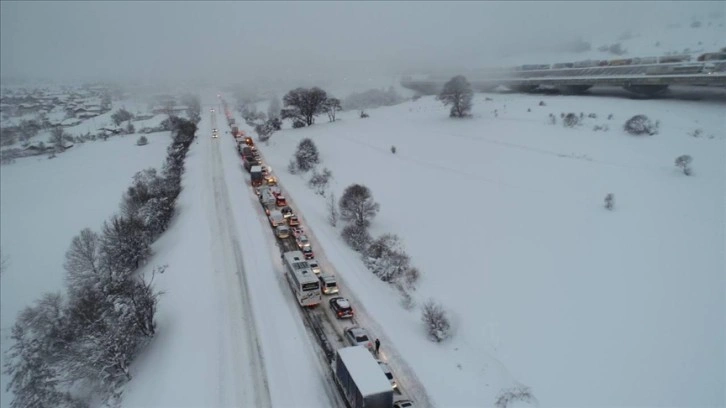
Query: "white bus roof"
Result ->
[[337, 346, 391, 397], [283, 251, 317, 282]]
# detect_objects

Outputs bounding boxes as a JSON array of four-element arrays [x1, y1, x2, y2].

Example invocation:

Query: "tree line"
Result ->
[[3, 115, 198, 408]]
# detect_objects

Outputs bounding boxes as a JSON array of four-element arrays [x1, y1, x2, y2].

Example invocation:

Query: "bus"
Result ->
[[282, 251, 322, 307]]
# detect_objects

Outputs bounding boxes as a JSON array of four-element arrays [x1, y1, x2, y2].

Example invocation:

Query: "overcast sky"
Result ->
[[1, 1, 723, 86]]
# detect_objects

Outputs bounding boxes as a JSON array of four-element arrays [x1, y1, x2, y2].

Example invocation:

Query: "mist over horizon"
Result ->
[[1, 1, 724, 92]]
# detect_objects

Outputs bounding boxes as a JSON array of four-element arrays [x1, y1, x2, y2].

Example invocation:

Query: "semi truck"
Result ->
[[332, 346, 393, 408]]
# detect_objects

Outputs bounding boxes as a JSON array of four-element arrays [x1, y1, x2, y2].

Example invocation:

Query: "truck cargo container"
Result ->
[[332, 346, 393, 408]]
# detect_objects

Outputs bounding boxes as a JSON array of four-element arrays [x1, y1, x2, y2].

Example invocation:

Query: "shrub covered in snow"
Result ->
[[421, 299, 451, 342], [495, 385, 536, 408], [604, 193, 615, 210], [308, 167, 332, 196], [137, 136, 148, 146], [624, 115, 659, 136], [363, 234, 411, 282], [294, 138, 320, 172], [563, 113, 579, 127], [675, 154, 693, 175], [341, 224, 371, 252]]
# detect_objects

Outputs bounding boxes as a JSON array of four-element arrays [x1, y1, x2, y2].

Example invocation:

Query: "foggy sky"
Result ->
[[1, 1, 722, 86]]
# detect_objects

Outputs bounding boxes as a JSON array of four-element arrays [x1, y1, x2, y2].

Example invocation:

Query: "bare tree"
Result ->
[[437, 75, 473, 118], [111, 108, 133, 126], [421, 299, 451, 342], [339, 183, 380, 227], [323, 97, 342, 122], [308, 167, 332, 196], [50, 126, 66, 150], [64, 228, 104, 295], [282, 87, 328, 126], [675, 154, 693, 175]]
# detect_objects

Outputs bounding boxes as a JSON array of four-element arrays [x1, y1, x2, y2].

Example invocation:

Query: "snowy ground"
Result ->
[[256, 92, 726, 407], [0, 132, 171, 407]]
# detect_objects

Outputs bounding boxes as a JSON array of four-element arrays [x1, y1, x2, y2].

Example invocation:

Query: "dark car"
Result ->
[[302, 246, 314, 259], [281, 206, 294, 219], [329, 297, 354, 319]]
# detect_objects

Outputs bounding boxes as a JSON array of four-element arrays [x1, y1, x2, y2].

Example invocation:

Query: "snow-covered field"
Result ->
[[2, 88, 723, 407], [257, 93, 726, 407], [0, 132, 171, 407]]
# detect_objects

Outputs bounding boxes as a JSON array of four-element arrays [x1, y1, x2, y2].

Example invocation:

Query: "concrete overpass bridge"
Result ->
[[401, 61, 726, 96]]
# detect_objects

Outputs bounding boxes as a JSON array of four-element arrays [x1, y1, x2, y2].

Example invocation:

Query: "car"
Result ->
[[291, 227, 305, 238], [275, 195, 287, 207], [288, 215, 300, 227], [280, 206, 294, 219], [307, 259, 321, 275], [275, 225, 290, 239], [265, 175, 277, 186], [329, 296, 353, 319], [268, 210, 285, 227], [301, 246, 314, 259], [296, 234, 311, 249], [319, 272, 338, 294], [377, 360, 398, 390], [343, 327, 374, 351], [393, 400, 414, 408]]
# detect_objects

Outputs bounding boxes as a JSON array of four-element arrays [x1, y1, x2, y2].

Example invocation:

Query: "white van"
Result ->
[[268, 210, 285, 227], [275, 225, 291, 239], [318, 272, 338, 295]]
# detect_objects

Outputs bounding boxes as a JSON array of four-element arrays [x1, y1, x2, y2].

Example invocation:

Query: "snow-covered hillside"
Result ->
[[256, 93, 725, 406], [0, 132, 172, 407]]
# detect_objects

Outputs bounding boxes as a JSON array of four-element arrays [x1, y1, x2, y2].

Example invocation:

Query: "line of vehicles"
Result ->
[[217, 97, 413, 408]]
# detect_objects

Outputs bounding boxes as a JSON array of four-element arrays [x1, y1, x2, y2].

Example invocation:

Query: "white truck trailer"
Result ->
[[332, 346, 393, 408]]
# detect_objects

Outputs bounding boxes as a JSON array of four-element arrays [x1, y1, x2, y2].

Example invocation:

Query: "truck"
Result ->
[[331, 346, 393, 408], [239, 145, 261, 171], [250, 165, 263, 187]]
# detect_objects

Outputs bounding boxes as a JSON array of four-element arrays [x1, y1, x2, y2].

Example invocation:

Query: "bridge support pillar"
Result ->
[[509, 85, 539, 93], [623, 84, 669, 96], [558, 85, 592, 94]]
